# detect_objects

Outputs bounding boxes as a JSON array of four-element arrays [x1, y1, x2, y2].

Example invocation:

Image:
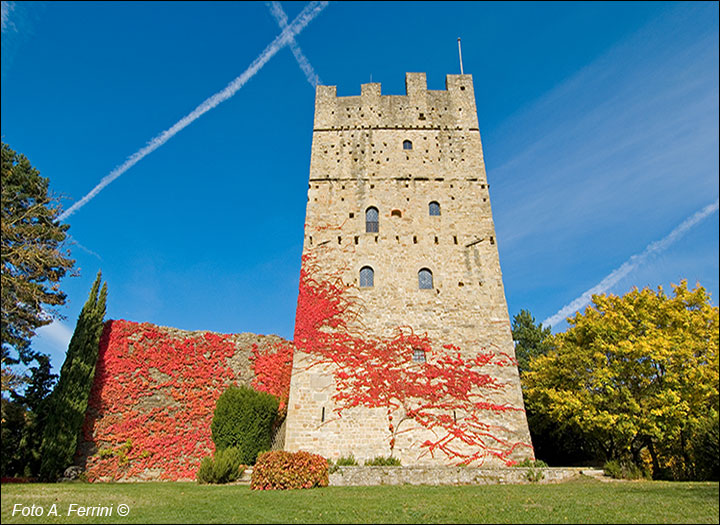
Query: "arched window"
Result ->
[[360, 266, 374, 288], [391, 209, 402, 218], [429, 201, 441, 216], [418, 268, 433, 289], [403, 140, 413, 150], [366, 207, 379, 233]]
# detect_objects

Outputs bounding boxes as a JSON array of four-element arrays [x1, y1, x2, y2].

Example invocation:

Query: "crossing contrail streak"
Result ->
[[1, 1, 15, 32], [59, 1, 328, 221], [268, 1, 322, 87], [543, 198, 720, 328]]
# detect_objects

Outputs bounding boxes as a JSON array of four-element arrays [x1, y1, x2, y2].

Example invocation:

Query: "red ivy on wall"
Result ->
[[250, 341, 294, 417], [293, 252, 533, 465], [82, 320, 243, 481]]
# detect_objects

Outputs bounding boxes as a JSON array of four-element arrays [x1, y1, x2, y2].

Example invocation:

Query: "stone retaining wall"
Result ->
[[329, 466, 604, 486]]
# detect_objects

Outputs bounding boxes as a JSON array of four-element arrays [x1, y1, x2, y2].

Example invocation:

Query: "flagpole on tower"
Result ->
[[457, 37, 464, 74]]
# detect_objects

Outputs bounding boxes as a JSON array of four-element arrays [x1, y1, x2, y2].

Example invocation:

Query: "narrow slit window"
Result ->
[[418, 268, 433, 289], [359, 266, 374, 288], [429, 201, 441, 216], [366, 207, 379, 233]]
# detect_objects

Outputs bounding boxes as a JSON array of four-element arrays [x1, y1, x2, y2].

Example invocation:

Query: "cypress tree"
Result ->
[[39, 271, 107, 481]]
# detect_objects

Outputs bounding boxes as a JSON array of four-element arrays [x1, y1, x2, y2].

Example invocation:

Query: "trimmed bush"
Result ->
[[211, 385, 279, 465], [196, 447, 244, 484], [364, 456, 401, 466], [251, 450, 328, 490]]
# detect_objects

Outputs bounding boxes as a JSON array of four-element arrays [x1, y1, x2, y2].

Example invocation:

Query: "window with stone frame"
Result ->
[[359, 266, 374, 288], [365, 207, 379, 233], [418, 268, 433, 289]]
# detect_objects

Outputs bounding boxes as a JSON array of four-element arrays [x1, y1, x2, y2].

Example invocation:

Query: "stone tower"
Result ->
[[284, 73, 533, 466]]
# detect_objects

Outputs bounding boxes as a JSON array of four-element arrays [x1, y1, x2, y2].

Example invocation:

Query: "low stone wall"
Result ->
[[329, 466, 605, 486]]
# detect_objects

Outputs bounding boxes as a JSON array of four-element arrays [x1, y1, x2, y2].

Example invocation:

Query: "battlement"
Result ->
[[314, 73, 479, 130]]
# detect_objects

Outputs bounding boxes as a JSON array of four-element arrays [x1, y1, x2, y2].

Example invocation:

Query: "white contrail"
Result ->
[[268, 1, 322, 87], [1, 1, 15, 32], [59, 1, 328, 221], [543, 198, 720, 328]]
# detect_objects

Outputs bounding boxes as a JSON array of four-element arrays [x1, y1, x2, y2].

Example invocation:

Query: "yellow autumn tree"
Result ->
[[524, 281, 719, 480]]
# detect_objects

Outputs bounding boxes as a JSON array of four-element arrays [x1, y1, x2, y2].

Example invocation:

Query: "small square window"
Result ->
[[412, 348, 426, 363]]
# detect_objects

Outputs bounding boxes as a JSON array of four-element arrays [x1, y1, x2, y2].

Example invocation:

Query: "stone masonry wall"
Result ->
[[284, 73, 534, 466], [78, 319, 290, 481]]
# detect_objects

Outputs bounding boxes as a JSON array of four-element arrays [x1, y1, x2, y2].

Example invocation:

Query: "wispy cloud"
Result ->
[[267, 1, 322, 87], [543, 199, 719, 328], [59, 1, 329, 221], [36, 320, 73, 353], [490, 7, 718, 252]]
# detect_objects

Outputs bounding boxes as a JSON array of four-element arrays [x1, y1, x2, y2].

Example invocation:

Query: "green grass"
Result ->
[[2, 478, 718, 524]]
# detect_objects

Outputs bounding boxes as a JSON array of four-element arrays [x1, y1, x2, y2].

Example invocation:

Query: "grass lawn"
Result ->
[[2, 478, 718, 524]]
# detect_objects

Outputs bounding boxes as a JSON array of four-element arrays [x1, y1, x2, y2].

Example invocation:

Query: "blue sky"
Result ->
[[2, 1, 718, 374]]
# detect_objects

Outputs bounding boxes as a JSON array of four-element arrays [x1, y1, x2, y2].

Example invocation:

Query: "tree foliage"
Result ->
[[511, 309, 553, 375], [1, 142, 75, 368], [511, 309, 595, 466], [1, 355, 57, 478], [39, 272, 107, 481], [524, 281, 719, 480]]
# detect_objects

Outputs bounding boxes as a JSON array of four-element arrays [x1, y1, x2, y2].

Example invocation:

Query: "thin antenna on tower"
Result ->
[[457, 37, 464, 74]]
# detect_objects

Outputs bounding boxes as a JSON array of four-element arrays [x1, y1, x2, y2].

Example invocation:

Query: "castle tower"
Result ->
[[284, 73, 533, 466]]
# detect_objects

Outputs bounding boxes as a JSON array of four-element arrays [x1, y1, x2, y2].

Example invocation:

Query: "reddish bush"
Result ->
[[251, 450, 328, 490]]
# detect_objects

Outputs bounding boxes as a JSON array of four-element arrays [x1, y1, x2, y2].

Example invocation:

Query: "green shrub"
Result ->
[[251, 450, 328, 490], [336, 454, 358, 466], [603, 459, 648, 480], [512, 458, 548, 482], [196, 447, 244, 484], [211, 385, 279, 465], [513, 458, 549, 468], [364, 456, 401, 466]]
